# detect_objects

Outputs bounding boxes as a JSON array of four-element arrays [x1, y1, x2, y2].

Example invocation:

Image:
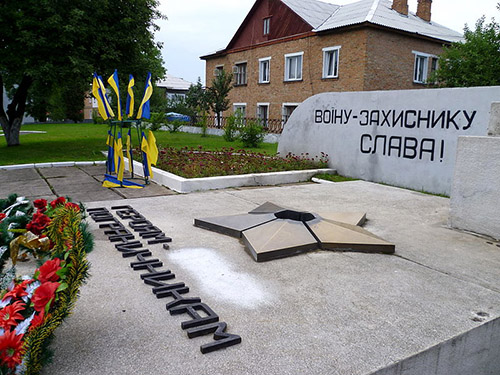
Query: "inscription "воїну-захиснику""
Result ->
[[314, 108, 478, 163]]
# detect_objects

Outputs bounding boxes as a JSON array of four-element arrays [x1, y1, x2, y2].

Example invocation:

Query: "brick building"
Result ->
[[201, 0, 462, 126]]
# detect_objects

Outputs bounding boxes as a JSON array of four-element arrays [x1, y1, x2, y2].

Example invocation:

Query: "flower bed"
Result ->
[[0, 195, 93, 375], [137, 146, 329, 178]]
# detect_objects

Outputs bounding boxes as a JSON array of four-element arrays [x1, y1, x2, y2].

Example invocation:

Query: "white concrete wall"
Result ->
[[278, 87, 500, 195], [449, 136, 500, 240], [370, 317, 500, 375]]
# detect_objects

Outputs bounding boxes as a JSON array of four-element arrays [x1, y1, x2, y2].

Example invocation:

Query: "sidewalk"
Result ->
[[0, 165, 175, 203]]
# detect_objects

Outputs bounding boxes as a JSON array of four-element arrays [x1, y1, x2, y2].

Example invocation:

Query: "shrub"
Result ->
[[147, 112, 165, 131], [165, 119, 184, 133], [91, 109, 106, 124], [223, 110, 244, 142], [240, 119, 265, 148]]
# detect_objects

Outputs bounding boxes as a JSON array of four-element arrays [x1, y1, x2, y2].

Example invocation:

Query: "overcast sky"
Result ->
[[156, 0, 498, 85]]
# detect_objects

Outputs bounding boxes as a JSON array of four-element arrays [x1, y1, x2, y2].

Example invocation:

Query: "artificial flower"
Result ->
[[33, 199, 47, 212], [15, 312, 35, 335], [2, 280, 32, 301], [50, 197, 66, 208], [29, 311, 45, 331], [36, 258, 62, 283], [65, 202, 80, 211], [31, 282, 59, 312], [0, 213, 6, 222], [25, 212, 51, 236], [0, 330, 24, 369], [0, 301, 25, 330]]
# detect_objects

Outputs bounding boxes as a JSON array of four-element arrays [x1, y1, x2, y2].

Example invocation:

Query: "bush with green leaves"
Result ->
[[223, 110, 244, 142], [147, 112, 165, 131], [165, 119, 185, 133], [240, 119, 265, 148]]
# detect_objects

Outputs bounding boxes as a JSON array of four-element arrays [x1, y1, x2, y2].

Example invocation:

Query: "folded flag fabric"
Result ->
[[115, 132, 125, 182], [147, 130, 158, 165], [102, 174, 144, 189], [141, 131, 153, 178], [107, 69, 122, 121], [126, 127, 133, 173], [106, 130, 115, 173], [136, 72, 153, 120], [126, 74, 135, 118]]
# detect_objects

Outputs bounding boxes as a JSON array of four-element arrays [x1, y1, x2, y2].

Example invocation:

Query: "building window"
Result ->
[[257, 103, 269, 127], [322, 46, 340, 78], [214, 65, 224, 76], [284, 52, 303, 81], [430, 57, 439, 75], [259, 57, 271, 83], [233, 103, 246, 118], [233, 62, 247, 86], [282, 103, 299, 125], [263, 17, 271, 35], [413, 51, 437, 84]]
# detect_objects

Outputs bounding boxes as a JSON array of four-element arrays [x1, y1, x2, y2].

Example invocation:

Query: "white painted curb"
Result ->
[[0, 161, 106, 170], [124, 158, 335, 193]]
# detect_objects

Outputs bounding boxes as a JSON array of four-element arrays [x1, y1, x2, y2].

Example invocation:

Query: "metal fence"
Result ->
[[192, 115, 288, 134]]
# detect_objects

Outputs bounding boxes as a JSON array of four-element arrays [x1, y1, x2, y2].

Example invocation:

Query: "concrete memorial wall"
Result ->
[[278, 87, 500, 195]]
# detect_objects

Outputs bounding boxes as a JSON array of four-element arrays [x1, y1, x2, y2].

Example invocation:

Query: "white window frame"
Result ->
[[214, 65, 224, 76], [412, 51, 437, 84], [282, 102, 299, 125], [259, 57, 271, 83], [233, 103, 246, 117], [284, 52, 304, 82], [233, 61, 247, 86], [322, 46, 341, 79], [263, 17, 270, 35], [257, 102, 270, 126]]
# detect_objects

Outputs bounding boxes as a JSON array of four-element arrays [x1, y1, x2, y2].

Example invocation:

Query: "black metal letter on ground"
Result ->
[[87, 206, 242, 354]]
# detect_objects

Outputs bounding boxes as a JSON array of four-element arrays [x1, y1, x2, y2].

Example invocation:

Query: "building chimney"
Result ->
[[417, 0, 432, 22], [392, 0, 408, 16]]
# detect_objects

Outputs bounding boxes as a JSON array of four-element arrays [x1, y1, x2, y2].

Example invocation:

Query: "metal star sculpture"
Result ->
[[194, 202, 395, 262]]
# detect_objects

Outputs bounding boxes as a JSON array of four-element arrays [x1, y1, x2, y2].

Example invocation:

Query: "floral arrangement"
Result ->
[[135, 145, 330, 178], [0, 195, 93, 375]]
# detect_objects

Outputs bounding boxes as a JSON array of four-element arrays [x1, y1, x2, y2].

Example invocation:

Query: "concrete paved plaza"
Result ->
[[0, 165, 175, 202], [10, 179, 493, 375]]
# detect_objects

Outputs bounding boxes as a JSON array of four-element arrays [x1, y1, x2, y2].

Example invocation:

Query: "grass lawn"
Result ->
[[0, 123, 278, 166]]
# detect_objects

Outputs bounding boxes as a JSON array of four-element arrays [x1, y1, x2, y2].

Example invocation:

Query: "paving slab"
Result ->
[[0, 168, 41, 182], [113, 181, 176, 199], [42, 182, 500, 375], [1, 179, 53, 197], [67, 189, 123, 203], [38, 166, 89, 178], [78, 164, 107, 176]]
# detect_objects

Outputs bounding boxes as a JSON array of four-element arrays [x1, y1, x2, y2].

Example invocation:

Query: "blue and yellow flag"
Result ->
[[141, 131, 153, 178], [126, 127, 133, 173], [115, 132, 125, 182], [106, 130, 115, 173], [102, 174, 144, 189], [147, 130, 158, 165], [107, 70, 122, 121], [92, 73, 113, 120], [136, 72, 153, 120], [126, 75, 135, 118], [95, 74, 115, 119]]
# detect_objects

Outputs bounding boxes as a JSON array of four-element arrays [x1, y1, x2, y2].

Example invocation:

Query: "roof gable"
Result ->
[[226, 0, 313, 51]]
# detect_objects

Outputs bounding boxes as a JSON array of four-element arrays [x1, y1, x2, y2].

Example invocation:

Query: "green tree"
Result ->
[[433, 5, 500, 87], [0, 0, 165, 146], [186, 77, 209, 115], [207, 70, 233, 128]]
